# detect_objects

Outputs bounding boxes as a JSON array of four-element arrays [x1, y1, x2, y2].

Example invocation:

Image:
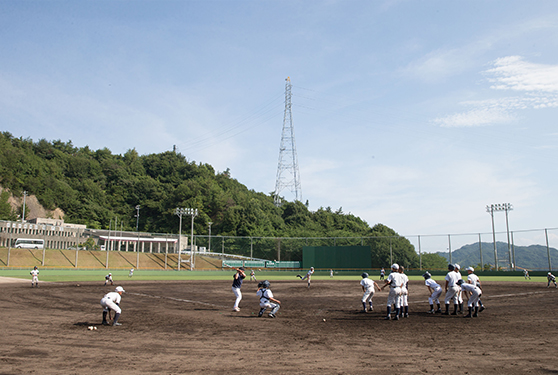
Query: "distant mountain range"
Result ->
[[435, 241, 558, 271]]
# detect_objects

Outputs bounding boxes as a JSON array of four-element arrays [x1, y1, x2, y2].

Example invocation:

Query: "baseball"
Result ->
[[88, 326, 93, 330], [93, 327, 97, 330], [323, 319, 326, 322]]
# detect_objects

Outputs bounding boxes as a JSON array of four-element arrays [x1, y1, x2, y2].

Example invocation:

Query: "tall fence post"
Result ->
[[418, 235, 422, 271], [448, 235, 452, 265], [546, 228, 552, 271], [478, 233, 483, 270], [7, 230, 11, 267]]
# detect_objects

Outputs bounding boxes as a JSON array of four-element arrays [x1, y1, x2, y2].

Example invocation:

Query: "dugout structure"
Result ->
[[302, 246, 371, 269]]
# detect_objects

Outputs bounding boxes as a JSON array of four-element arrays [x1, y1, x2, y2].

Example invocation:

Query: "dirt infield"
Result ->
[[1, 278, 557, 374]]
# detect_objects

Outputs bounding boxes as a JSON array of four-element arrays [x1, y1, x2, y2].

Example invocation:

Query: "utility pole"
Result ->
[[22, 191, 28, 222], [274, 77, 302, 206]]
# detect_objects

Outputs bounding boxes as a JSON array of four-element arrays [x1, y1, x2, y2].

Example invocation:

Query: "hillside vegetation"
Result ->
[[436, 241, 558, 270], [0, 132, 447, 268]]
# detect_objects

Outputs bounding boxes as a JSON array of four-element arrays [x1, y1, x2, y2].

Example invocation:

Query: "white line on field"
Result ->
[[129, 292, 226, 308]]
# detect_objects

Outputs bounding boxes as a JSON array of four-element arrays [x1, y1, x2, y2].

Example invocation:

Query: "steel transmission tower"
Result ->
[[274, 77, 302, 206]]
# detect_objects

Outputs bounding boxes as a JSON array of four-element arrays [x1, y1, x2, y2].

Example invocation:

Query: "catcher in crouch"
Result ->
[[257, 280, 281, 318]]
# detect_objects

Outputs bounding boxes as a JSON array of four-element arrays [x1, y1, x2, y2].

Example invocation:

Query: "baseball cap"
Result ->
[[466, 267, 474, 272], [391, 263, 399, 270], [115, 286, 125, 293]]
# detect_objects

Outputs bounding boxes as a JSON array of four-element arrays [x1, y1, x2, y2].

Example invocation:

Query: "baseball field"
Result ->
[[0, 271, 556, 374]]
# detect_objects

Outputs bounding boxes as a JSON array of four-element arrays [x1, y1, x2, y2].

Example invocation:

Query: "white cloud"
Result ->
[[433, 107, 516, 128], [485, 56, 558, 92], [434, 56, 558, 128]]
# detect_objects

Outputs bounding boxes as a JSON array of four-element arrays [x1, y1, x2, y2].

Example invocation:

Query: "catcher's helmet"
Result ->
[[422, 272, 431, 279], [361, 272, 369, 279], [448, 264, 455, 271], [457, 279, 464, 286], [261, 280, 270, 289]]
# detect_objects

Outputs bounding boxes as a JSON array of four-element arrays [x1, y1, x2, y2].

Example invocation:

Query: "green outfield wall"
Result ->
[[302, 246, 372, 269]]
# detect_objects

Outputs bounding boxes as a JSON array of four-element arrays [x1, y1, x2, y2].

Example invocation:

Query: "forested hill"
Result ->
[[0, 132, 392, 240], [436, 242, 558, 270]]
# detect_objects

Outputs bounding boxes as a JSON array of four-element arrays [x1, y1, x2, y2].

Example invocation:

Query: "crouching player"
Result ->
[[101, 286, 125, 326], [257, 280, 281, 318], [360, 272, 381, 312], [423, 272, 442, 313], [547, 272, 557, 288], [457, 279, 481, 317]]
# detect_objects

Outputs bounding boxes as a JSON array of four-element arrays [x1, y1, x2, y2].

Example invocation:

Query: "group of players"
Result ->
[[360, 263, 485, 320], [27, 263, 558, 325]]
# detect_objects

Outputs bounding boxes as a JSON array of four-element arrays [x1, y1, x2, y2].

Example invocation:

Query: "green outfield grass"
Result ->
[[0, 268, 550, 283]]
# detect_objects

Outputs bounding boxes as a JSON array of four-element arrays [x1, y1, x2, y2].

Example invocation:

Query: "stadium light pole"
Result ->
[[486, 203, 513, 270], [135, 205, 140, 268], [21, 191, 28, 223], [175, 208, 187, 271], [486, 204, 498, 270], [208, 222, 213, 252], [187, 208, 198, 270]]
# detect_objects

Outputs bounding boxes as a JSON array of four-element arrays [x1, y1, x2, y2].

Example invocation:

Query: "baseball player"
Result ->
[[250, 269, 257, 282], [379, 268, 385, 280], [443, 264, 461, 315], [360, 272, 381, 312], [466, 267, 485, 312], [457, 279, 482, 317], [422, 272, 442, 313], [380, 263, 405, 320], [523, 269, 531, 280], [547, 272, 557, 288], [30, 266, 39, 288], [296, 267, 314, 288], [330, 269, 334, 278], [128, 268, 134, 278], [231, 267, 246, 312], [398, 266, 410, 318], [256, 280, 281, 318], [101, 286, 125, 326], [104, 273, 114, 286]]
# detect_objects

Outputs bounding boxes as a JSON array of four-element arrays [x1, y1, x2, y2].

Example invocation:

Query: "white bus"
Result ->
[[14, 238, 45, 249]]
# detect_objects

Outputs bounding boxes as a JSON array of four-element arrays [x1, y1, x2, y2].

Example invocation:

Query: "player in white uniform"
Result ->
[[104, 273, 114, 286], [457, 279, 482, 317], [523, 269, 531, 280], [128, 268, 134, 278], [296, 267, 314, 288], [330, 269, 334, 278], [443, 264, 461, 315], [250, 269, 257, 282], [256, 280, 281, 318], [466, 267, 485, 312], [547, 272, 557, 288], [381, 263, 405, 320], [422, 272, 442, 313], [101, 286, 125, 326], [398, 266, 410, 318], [360, 273, 381, 312], [30, 266, 39, 288]]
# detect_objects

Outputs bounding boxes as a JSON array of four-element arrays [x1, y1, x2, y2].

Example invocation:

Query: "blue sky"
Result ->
[[2, 1, 558, 252]]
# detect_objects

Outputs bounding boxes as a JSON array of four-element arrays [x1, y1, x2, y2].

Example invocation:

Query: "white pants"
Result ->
[[444, 285, 460, 304], [387, 287, 402, 308], [400, 286, 408, 307], [467, 288, 482, 308], [232, 287, 242, 308], [32, 276, 39, 285], [100, 298, 121, 314], [362, 289, 375, 303], [429, 287, 442, 305]]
